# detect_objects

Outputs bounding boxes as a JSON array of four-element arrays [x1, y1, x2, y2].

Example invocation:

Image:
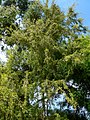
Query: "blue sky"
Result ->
[[50, 0, 90, 28]]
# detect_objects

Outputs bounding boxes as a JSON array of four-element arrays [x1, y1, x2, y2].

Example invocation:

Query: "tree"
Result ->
[[0, 0, 89, 120]]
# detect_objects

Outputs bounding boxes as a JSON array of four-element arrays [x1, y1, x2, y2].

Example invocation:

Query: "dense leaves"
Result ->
[[0, 0, 90, 120]]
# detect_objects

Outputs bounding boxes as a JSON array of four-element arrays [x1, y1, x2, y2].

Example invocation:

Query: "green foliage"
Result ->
[[0, 0, 89, 120]]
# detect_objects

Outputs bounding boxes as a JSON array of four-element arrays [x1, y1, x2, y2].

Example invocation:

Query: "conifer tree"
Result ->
[[0, 0, 89, 120]]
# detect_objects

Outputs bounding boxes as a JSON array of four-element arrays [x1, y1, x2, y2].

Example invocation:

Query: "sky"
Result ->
[[0, 0, 90, 61], [53, 0, 90, 28]]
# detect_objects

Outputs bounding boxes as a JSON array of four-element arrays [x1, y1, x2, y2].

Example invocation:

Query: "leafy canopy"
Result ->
[[0, 0, 89, 120]]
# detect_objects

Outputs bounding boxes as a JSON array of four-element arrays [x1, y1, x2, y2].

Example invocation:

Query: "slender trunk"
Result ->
[[46, 99, 48, 117], [42, 93, 45, 120]]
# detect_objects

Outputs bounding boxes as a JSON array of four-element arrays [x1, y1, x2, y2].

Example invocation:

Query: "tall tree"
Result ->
[[0, 0, 89, 120]]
